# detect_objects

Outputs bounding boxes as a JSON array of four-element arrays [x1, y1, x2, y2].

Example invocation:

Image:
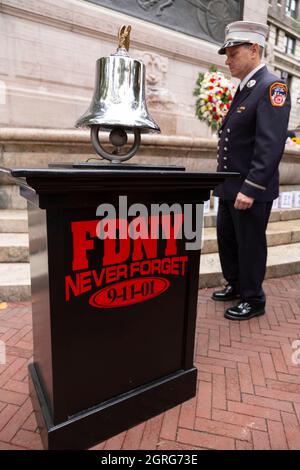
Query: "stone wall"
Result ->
[[0, 0, 268, 137]]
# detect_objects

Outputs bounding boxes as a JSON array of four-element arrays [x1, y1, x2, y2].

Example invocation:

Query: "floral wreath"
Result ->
[[194, 65, 236, 130]]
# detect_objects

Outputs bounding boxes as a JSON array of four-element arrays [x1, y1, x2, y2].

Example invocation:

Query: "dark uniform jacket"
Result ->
[[214, 65, 291, 201]]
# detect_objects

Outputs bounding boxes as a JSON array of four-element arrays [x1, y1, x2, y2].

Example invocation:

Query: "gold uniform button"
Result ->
[[224, 165, 228, 169], [224, 147, 228, 151]]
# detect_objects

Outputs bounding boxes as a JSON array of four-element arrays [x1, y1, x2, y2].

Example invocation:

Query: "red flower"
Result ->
[[208, 95, 213, 102]]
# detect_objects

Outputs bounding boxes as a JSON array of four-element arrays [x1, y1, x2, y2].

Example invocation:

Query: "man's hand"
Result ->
[[234, 192, 254, 210]]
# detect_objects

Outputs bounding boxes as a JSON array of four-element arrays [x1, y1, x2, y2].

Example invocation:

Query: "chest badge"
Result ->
[[247, 80, 256, 88], [237, 106, 246, 113]]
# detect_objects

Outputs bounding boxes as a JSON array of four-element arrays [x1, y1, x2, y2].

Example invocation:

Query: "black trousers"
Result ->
[[216, 199, 273, 304]]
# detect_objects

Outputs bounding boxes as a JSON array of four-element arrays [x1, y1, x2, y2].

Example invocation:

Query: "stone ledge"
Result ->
[[1, 128, 299, 187], [0, 127, 216, 149], [1, 127, 300, 157]]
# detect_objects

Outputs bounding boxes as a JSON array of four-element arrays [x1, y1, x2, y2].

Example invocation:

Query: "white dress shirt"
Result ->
[[239, 63, 266, 91]]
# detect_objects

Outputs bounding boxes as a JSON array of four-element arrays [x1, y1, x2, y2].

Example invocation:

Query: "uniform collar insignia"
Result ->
[[247, 79, 256, 88]]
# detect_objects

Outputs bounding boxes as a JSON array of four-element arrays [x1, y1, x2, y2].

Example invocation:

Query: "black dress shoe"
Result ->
[[224, 302, 265, 321], [212, 285, 240, 301]]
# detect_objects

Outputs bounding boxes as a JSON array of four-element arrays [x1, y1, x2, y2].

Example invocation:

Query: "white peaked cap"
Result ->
[[218, 21, 269, 55]]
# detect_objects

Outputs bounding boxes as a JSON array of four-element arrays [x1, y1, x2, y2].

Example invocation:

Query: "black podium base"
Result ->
[[11, 167, 238, 450], [29, 363, 197, 450]]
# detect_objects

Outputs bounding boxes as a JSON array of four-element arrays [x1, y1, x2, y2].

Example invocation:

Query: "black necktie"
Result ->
[[233, 85, 241, 100]]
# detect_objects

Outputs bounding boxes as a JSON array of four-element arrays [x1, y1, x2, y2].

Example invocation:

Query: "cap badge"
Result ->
[[247, 80, 256, 88]]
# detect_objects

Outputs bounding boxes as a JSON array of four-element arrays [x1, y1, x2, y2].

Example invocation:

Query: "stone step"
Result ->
[[202, 218, 300, 254], [1, 243, 299, 300], [1, 213, 300, 300], [204, 208, 300, 228], [0, 185, 27, 209], [0, 263, 31, 301], [0, 210, 28, 233], [199, 242, 300, 288], [0, 233, 29, 262]]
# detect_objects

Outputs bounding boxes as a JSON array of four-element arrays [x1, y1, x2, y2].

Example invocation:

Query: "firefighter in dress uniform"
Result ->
[[212, 21, 291, 320]]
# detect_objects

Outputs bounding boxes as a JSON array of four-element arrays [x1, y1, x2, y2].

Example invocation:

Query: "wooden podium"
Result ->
[[10, 165, 238, 449]]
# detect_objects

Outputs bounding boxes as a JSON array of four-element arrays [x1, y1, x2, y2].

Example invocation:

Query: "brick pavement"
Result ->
[[0, 275, 300, 450]]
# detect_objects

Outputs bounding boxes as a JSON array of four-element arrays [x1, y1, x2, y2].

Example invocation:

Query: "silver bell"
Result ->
[[75, 25, 160, 162]]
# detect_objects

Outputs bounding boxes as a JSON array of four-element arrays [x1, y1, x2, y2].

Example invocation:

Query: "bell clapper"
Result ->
[[110, 128, 129, 158], [110, 128, 128, 147]]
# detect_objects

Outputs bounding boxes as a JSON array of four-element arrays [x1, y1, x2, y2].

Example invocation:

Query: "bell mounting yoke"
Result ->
[[91, 126, 141, 163], [75, 25, 160, 163]]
